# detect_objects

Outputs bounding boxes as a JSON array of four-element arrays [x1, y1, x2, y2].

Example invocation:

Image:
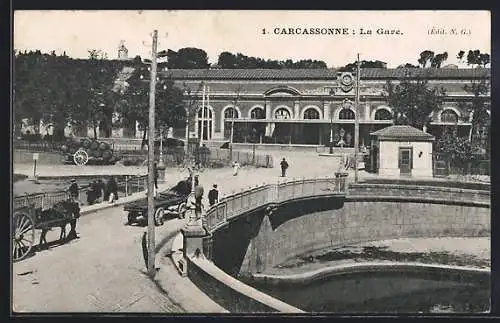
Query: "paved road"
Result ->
[[13, 206, 187, 312], [11, 154, 360, 313]]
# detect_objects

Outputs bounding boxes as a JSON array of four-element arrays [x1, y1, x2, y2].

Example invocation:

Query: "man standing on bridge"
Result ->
[[194, 176, 204, 220], [280, 158, 289, 177]]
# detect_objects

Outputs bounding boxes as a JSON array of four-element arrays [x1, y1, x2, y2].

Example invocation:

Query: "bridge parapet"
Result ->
[[205, 175, 347, 232]]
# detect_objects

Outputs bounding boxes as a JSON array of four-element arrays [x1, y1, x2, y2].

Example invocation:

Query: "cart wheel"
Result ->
[[73, 149, 89, 166], [12, 212, 35, 262], [154, 207, 165, 226], [177, 202, 187, 219]]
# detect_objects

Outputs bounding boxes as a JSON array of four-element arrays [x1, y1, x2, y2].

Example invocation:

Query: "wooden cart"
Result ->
[[12, 192, 80, 262]]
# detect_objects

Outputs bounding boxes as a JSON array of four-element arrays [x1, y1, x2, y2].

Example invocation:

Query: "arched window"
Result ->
[[374, 109, 392, 121], [197, 106, 213, 140], [339, 109, 355, 120], [224, 107, 239, 119], [303, 108, 320, 119], [250, 107, 265, 119], [198, 107, 213, 119], [441, 110, 459, 123], [274, 108, 291, 119]]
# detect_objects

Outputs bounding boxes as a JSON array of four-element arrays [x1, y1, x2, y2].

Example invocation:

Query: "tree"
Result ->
[[166, 48, 210, 69], [118, 69, 187, 145], [430, 52, 448, 68], [397, 63, 419, 68], [462, 76, 490, 155], [417, 50, 435, 68], [385, 72, 446, 130], [464, 50, 490, 67], [341, 60, 386, 71], [216, 51, 327, 69], [435, 128, 483, 173]]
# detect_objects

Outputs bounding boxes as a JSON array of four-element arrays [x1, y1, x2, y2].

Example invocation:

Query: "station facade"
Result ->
[[154, 68, 491, 148]]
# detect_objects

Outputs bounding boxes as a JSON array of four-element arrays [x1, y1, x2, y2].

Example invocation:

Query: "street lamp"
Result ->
[[329, 113, 334, 154], [183, 89, 192, 159]]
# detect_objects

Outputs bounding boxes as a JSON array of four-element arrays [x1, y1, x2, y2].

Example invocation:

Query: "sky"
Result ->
[[14, 10, 491, 68]]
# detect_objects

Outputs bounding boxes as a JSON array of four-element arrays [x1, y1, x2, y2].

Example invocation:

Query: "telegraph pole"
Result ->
[[200, 84, 206, 146], [147, 29, 158, 278], [354, 54, 361, 183]]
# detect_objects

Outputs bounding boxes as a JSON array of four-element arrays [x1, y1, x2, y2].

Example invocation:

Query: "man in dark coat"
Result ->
[[107, 177, 118, 203], [68, 179, 79, 201], [280, 158, 289, 177], [208, 184, 219, 206], [194, 176, 204, 218], [153, 161, 159, 190]]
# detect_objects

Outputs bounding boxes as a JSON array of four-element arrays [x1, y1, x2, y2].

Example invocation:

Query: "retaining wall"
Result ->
[[209, 184, 490, 276]]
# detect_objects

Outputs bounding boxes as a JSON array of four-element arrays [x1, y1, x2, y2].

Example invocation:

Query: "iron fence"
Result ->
[[13, 174, 150, 212], [205, 176, 346, 232]]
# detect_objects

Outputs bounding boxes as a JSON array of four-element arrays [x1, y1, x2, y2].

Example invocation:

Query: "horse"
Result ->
[[36, 199, 81, 249]]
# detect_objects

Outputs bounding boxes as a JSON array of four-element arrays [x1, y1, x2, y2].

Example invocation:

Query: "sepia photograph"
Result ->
[[12, 10, 491, 314]]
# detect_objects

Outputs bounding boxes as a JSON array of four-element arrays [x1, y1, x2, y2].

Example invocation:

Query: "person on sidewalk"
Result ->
[[153, 161, 159, 197], [86, 182, 97, 205], [68, 179, 79, 202], [96, 179, 104, 203], [232, 161, 240, 176], [280, 158, 289, 177], [208, 184, 219, 206], [107, 176, 118, 204], [194, 176, 204, 220]]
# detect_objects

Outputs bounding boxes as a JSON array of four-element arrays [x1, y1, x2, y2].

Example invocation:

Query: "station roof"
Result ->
[[371, 125, 435, 141], [157, 68, 490, 81]]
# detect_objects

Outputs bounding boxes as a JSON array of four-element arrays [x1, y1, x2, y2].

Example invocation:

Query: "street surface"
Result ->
[[12, 150, 490, 313], [13, 156, 348, 313]]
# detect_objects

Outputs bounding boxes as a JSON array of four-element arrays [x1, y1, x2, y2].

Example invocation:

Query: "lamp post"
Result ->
[[329, 113, 334, 154], [354, 54, 361, 183]]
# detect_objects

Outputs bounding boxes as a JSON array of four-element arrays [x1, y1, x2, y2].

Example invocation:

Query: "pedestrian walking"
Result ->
[[232, 161, 240, 176], [86, 183, 97, 205], [280, 158, 289, 177], [96, 179, 104, 202], [153, 161, 159, 196], [107, 176, 118, 204], [68, 178, 79, 202], [208, 184, 219, 206], [194, 176, 204, 219]]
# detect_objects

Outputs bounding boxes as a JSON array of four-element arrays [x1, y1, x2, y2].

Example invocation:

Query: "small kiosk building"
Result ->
[[370, 125, 435, 177]]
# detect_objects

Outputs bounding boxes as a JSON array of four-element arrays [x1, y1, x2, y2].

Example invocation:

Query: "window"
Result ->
[[274, 108, 291, 119], [339, 109, 355, 120], [198, 107, 212, 118], [224, 107, 239, 119], [250, 107, 265, 119], [303, 108, 320, 119], [441, 110, 458, 123], [374, 109, 392, 121]]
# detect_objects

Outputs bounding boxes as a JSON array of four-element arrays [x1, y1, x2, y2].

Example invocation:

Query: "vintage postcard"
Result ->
[[12, 10, 491, 314]]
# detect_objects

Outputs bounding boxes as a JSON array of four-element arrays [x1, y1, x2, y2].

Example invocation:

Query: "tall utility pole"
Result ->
[[354, 54, 361, 183], [147, 29, 158, 278], [200, 84, 206, 146], [206, 86, 210, 143]]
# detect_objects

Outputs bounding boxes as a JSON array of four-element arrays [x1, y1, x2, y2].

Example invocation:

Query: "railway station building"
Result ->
[[148, 67, 490, 149]]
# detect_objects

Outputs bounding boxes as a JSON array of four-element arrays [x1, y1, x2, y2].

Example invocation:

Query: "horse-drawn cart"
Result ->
[[12, 192, 81, 262], [60, 137, 118, 166], [123, 178, 192, 226]]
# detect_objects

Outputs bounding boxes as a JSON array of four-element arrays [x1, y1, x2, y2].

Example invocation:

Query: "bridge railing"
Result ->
[[205, 176, 346, 232]]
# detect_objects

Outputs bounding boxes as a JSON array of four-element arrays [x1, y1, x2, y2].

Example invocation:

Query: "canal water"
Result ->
[[247, 269, 490, 313]]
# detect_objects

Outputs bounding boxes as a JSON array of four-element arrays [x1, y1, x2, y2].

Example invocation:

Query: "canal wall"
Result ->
[[209, 182, 490, 277]]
